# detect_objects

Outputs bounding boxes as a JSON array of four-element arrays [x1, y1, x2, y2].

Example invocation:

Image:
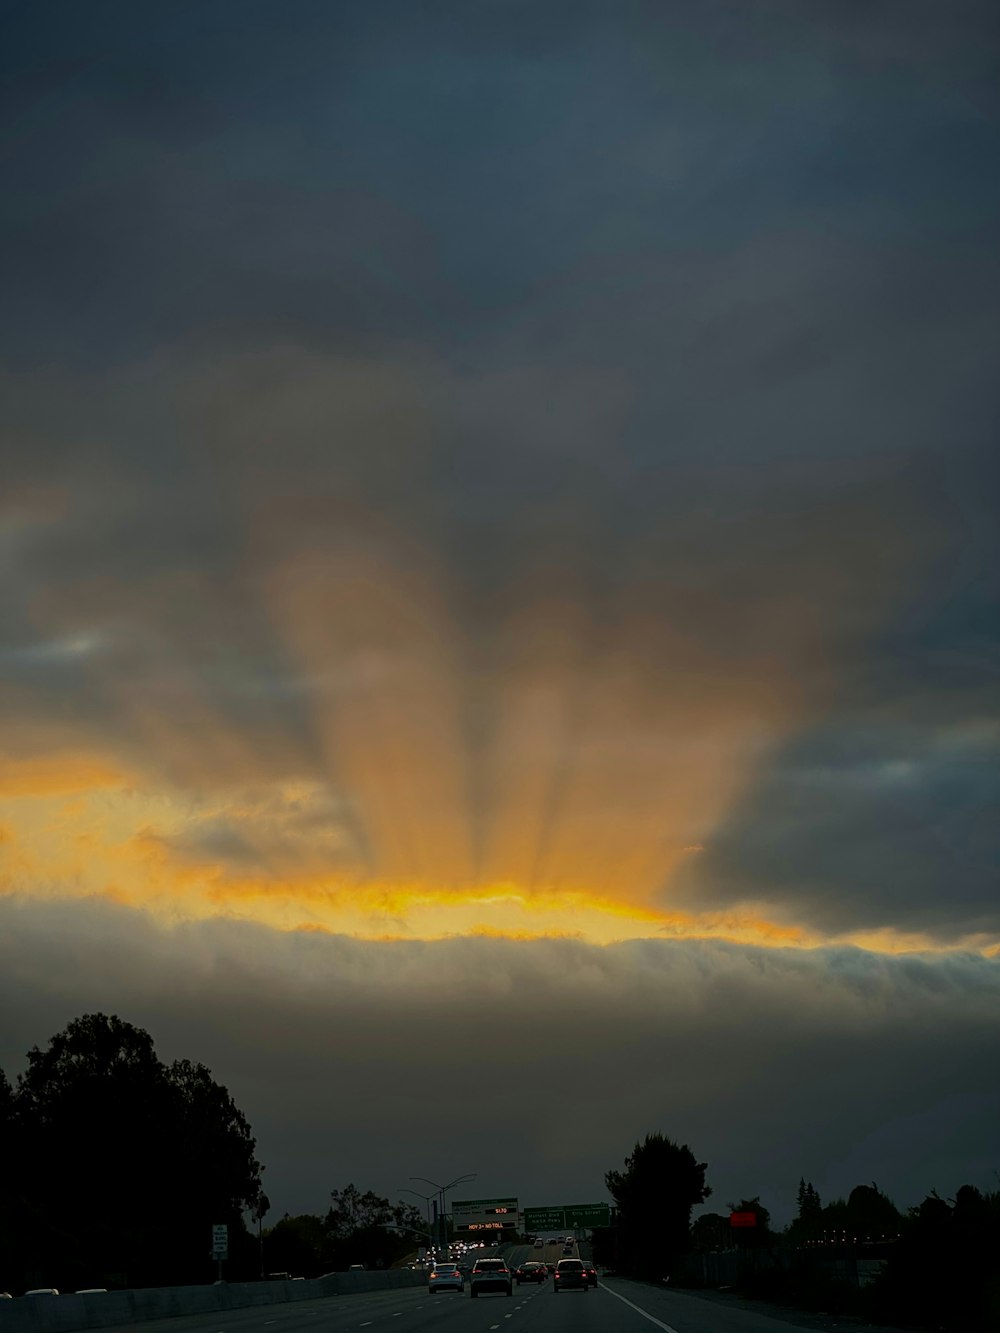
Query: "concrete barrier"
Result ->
[[0, 1270, 427, 1333]]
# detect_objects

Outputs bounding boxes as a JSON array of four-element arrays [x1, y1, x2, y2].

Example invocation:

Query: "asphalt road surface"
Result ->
[[91, 1277, 857, 1333]]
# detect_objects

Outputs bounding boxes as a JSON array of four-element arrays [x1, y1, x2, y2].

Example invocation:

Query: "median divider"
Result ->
[[0, 1270, 427, 1333]]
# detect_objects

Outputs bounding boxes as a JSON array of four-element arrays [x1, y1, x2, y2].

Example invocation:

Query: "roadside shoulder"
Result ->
[[657, 1282, 921, 1333]]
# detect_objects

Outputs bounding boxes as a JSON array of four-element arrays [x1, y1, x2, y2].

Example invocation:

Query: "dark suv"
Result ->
[[515, 1262, 546, 1284], [470, 1259, 512, 1298], [553, 1258, 588, 1293]]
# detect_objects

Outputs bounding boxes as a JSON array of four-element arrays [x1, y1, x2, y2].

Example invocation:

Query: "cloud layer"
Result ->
[[0, 896, 997, 1226], [2, 0, 998, 1226]]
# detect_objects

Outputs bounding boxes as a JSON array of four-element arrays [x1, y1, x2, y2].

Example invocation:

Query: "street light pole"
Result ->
[[410, 1174, 477, 1254]]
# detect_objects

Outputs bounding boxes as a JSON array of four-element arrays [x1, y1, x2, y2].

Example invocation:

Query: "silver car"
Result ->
[[428, 1262, 464, 1293]]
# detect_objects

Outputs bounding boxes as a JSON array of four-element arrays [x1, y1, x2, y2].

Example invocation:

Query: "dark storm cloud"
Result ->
[[672, 718, 1000, 939], [3, 0, 999, 365], [0, 896, 997, 1226]]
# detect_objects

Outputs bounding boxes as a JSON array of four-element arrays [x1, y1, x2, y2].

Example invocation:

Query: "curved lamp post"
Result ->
[[411, 1174, 477, 1252]]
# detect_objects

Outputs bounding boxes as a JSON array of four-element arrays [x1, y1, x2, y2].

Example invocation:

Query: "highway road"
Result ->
[[88, 1276, 851, 1333]]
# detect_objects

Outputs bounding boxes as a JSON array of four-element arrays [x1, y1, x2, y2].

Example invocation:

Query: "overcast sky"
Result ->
[[1, 0, 998, 1228]]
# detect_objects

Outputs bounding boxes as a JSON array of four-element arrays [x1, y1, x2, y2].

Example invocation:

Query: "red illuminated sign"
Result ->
[[729, 1211, 757, 1228]]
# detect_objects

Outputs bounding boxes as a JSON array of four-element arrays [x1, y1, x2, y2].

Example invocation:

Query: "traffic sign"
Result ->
[[452, 1197, 519, 1232], [211, 1223, 229, 1256], [524, 1203, 611, 1231], [524, 1207, 566, 1231], [565, 1204, 611, 1229]]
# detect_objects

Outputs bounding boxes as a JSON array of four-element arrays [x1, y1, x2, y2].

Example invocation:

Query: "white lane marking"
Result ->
[[601, 1284, 681, 1333], [360, 1323, 373, 1327]]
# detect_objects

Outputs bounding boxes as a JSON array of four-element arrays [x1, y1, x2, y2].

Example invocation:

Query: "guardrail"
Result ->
[[0, 1269, 427, 1333]]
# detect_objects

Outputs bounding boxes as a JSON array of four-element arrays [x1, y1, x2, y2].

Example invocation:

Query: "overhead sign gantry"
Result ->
[[451, 1197, 519, 1233]]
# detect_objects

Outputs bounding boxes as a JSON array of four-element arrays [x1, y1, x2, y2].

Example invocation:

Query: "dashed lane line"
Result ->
[[601, 1284, 681, 1333]]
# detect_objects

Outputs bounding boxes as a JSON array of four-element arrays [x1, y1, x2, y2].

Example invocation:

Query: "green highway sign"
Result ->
[[524, 1203, 612, 1231], [565, 1204, 612, 1228], [523, 1207, 566, 1231]]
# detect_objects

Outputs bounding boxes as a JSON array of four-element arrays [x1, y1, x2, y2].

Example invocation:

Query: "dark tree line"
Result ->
[[596, 1130, 999, 1331], [261, 1187, 425, 1276], [689, 1171, 1000, 1331], [0, 1014, 262, 1293]]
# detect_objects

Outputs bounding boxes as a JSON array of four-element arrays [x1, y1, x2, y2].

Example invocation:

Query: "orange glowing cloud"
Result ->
[[0, 752, 131, 798], [2, 756, 992, 956]]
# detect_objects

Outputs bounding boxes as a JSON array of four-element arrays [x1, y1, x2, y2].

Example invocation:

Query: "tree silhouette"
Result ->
[[265, 1214, 328, 1276], [690, 1211, 729, 1252], [324, 1186, 426, 1271], [844, 1183, 900, 1241], [868, 1185, 1000, 1330], [605, 1132, 710, 1278], [7, 1014, 262, 1290], [796, 1178, 822, 1222], [786, 1177, 823, 1244]]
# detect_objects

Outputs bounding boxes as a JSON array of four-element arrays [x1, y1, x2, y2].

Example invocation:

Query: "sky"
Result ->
[[1, 0, 998, 1229]]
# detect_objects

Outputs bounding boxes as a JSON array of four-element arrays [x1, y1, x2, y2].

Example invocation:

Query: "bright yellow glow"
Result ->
[[0, 768, 994, 955]]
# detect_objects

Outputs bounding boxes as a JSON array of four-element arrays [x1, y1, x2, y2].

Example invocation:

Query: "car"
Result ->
[[584, 1262, 598, 1287], [470, 1258, 512, 1298], [25, 1290, 60, 1297], [562, 1245, 574, 1255], [427, 1262, 464, 1293], [553, 1259, 588, 1293], [533, 1238, 544, 1248], [515, 1262, 546, 1285]]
